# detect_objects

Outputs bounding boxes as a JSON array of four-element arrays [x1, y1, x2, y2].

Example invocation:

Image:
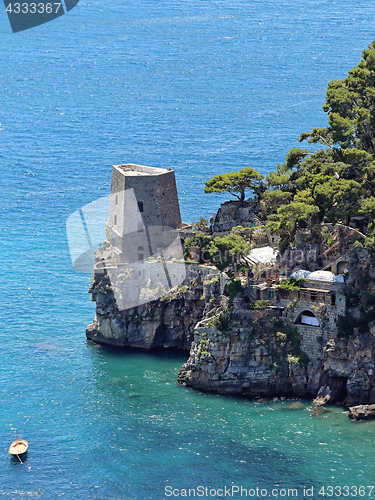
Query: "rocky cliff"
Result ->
[[86, 259, 223, 351], [87, 245, 375, 407], [177, 301, 310, 398], [178, 248, 375, 406], [177, 298, 375, 406]]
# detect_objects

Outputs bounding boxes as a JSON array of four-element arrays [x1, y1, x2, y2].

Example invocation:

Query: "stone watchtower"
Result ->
[[108, 163, 183, 264]]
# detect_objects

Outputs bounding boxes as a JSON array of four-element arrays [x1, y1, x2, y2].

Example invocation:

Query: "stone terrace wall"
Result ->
[[278, 293, 346, 360]]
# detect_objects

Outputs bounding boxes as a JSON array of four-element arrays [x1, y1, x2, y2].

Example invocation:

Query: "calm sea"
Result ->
[[1, 1, 375, 498]]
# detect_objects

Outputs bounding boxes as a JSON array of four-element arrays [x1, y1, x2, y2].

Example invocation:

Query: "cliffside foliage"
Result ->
[[276, 277, 307, 291], [207, 306, 233, 332], [204, 42, 375, 254], [196, 332, 214, 360], [271, 323, 309, 366], [248, 300, 270, 310], [264, 42, 375, 251], [191, 217, 209, 232], [204, 167, 265, 205], [227, 278, 243, 299], [184, 230, 250, 271], [140, 282, 167, 302], [337, 289, 375, 337]]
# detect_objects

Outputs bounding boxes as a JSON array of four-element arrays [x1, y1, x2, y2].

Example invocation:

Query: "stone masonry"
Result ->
[[277, 280, 346, 360], [109, 163, 183, 263]]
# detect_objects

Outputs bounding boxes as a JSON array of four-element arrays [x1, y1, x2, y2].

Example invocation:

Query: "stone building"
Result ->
[[109, 163, 184, 263], [247, 268, 346, 360], [100, 163, 193, 310], [276, 272, 346, 359]]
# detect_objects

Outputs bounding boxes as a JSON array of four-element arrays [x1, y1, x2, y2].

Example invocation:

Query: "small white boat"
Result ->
[[9, 438, 28, 458]]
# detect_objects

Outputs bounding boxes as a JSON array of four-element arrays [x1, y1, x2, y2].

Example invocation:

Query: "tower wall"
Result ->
[[108, 164, 183, 263]]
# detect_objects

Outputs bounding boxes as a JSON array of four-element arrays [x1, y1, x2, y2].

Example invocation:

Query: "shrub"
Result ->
[[228, 278, 242, 299], [276, 277, 307, 291], [207, 307, 232, 331], [287, 355, 300, 365], [192, 217, 209, 232], [249, 300, 270, 310], [275, 331, 287, 345]]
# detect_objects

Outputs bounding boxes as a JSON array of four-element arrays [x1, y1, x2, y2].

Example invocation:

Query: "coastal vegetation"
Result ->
[[276, 278, 307, 291], [202, 41, 375, 257], [204, 166, 265, 205], [184, 230, 250, 271], [186, 42, 375, 346], [88, 41, 375, 409]]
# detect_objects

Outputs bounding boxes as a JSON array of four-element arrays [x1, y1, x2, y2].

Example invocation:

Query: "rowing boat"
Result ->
[[9, 438, 28, 458]]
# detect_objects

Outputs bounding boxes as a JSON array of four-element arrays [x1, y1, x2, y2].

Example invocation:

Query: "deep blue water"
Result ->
[[1, 1, 375, 498]]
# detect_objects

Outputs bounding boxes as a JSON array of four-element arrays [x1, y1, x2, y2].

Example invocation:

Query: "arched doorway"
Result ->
[[296, 310, 319, 327]]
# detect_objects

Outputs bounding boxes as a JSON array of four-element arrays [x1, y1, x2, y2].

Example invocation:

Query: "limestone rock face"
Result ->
[[313, 320, 375, 406], [177, 313, 375, 405], [86, 245, 375, 407], [178, 304, 311, 398], [177, 294, 375, 405], [86, 263, 222, 351]]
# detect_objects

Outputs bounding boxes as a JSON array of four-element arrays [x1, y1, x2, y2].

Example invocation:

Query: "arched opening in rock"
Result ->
[[319, 372, 348, 403], [296, 310, 319, 327]]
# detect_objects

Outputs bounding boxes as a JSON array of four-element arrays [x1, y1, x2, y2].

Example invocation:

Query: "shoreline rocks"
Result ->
[[87, 247, 375, 409], [348, 404, 375, 421]]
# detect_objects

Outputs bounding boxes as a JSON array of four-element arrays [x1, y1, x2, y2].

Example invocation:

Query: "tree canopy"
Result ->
[[204, 167, 264, 205], [263, 41, 375, 250], [202, 42, 375, 255]]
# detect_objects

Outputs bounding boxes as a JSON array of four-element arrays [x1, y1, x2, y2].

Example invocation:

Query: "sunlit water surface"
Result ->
[[1, 0, 375, 498]]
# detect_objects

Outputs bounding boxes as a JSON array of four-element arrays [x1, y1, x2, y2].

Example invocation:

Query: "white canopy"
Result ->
[[301, 314, 319, 326], [334, 274, 345, 283], [247, 246, 278, 265], [308, 270, 336, 282], [290, 269, 311, 279]]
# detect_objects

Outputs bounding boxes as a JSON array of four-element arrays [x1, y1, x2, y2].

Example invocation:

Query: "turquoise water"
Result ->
[[1, 0, 375, 498]]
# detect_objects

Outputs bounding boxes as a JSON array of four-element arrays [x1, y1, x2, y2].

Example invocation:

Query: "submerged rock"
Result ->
[[283, 401, 305, 410], [310, 406, 329, 416]]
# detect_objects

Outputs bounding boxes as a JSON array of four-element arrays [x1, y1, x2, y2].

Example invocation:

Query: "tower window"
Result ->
[[137, 245, 144, 263], [114, 214, 117, 226], [138, 201, 144, 213], [115, 195, 118, 205]]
